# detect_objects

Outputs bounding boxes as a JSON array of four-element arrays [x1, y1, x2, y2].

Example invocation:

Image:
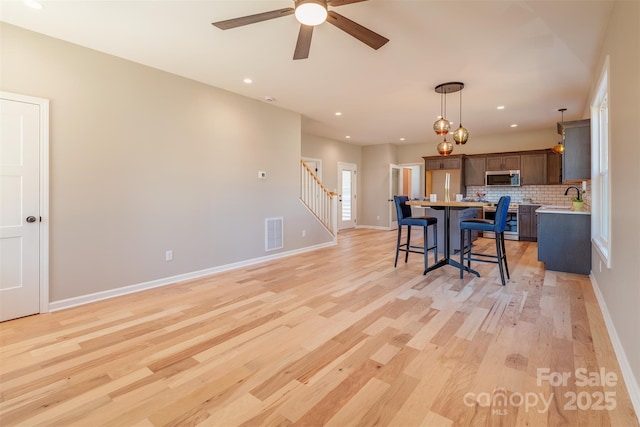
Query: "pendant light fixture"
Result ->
[[433, 82, 466, 155], [552, 108, 567, 154], [433, 88, 451, 136], [453, 87, 469, 144], [437, 135, 454, 156]]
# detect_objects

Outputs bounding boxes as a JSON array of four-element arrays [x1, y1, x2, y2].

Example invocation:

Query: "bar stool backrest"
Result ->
[[394, 195, 412, 222], [494, 196, 511, 233]]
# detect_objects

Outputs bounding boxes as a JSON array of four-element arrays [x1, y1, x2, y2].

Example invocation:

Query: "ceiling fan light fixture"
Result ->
[[295, 0, 328, 26]]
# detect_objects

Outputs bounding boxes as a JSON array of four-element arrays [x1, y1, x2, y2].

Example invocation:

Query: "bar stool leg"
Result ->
[[495, 233, 506, 286], [394, 225, 402, 267], [405, 226, 412, 263]]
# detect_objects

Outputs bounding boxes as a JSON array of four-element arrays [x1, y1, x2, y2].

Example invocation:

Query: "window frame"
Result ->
[[590, 56, 612, 268]]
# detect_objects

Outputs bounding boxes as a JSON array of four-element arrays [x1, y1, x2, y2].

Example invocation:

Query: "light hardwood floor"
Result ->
[[1, 229, 638, 426]]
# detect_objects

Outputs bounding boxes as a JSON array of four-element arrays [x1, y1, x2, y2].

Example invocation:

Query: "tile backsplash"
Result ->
[[466, 182, 591, 207]]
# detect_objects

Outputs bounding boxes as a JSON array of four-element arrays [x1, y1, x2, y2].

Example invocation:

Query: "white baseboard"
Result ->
[[589, 273, 640, 421], [356, 225, 391, 231], [48, 240, 336, 312]]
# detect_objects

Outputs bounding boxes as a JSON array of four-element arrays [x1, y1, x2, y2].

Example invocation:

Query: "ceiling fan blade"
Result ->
[[327, 0, 369, 6], [326, 11, 389, 50], [293, 25, 314, 60], [212, 8, 294, 30]]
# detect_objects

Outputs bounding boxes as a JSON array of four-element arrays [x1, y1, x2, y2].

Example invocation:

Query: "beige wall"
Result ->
[[301, 134, 362, 194], [1, 23, 332, 302], [588, 1, 640, 391], [360, 144, 398, 227]]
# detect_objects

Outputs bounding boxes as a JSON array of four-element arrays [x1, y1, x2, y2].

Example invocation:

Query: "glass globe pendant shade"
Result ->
[[551, 142, 565, 154], [453, 124, 469, 145], [437, 137, 454, 156], [295, 0, 328, 26], [433, 117, 451, 136]]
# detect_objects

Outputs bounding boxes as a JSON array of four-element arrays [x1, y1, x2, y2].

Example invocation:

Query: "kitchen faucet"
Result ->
[[565, 186, 581, 200]]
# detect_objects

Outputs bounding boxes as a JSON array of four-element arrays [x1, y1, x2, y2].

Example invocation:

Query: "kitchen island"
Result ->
[[536, 206, 591, 274]]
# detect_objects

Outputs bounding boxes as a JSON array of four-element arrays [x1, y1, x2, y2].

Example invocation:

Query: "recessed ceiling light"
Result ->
[[335, 112, 342, 116], [243, 78, 253, 84], [345, 135, 351, 139], [24, 0, 43, 9], [399, 138, 405, 141], [510, 124, 518, 128], [263, 96, 275, 102], [497, 106, 505, 110]]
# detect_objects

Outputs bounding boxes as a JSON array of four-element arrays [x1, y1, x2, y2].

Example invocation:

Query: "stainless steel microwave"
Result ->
[[485, 170, 521, 186]]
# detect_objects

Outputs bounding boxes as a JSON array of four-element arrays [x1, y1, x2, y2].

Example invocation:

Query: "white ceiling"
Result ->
[[0, 0, 614, 146]]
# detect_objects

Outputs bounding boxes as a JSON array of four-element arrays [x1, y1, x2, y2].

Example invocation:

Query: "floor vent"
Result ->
[[265, 217, 284, 251]]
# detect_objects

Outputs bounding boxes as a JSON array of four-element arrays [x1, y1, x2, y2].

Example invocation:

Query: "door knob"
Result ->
[[26, 216, 37, 223]]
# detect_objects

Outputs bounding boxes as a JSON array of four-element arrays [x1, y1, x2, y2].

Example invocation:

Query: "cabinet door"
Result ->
[[425, 159, 442, 170], [441, 157, 461, 170], [547, 152, 562, 184], [503, 155, 521, 170], [464, 157, 486, 186], [519, 206, 532, 240], [485, 156, 503, 171], [563, 124, 591, 182], [521, 153, 547, 185], [486, 155, 520, 170]]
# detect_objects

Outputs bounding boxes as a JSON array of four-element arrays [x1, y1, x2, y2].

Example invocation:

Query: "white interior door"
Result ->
[[389, 164, 403, 229], [338, 162, 357, 230], [1, 94, 47, 321]]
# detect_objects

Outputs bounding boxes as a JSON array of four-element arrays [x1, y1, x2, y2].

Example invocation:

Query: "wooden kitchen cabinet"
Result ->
[[537, 211, 591, 274], [424, 156, 462, 171], [558, 119, 590, 182], [486, 154, 520, 171], [464, 156, 486, 186], [547, 151, 563, 184], [520, 152, 547, 185], [518, 204, 541, 241]]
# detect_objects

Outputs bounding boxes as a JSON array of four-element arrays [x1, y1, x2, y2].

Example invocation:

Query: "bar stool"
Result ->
[[459, 196, 511, 286], [394, 195, 438, 273]]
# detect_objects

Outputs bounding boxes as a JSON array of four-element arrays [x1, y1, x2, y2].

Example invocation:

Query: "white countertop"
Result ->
[[536, 205, 591, 215]]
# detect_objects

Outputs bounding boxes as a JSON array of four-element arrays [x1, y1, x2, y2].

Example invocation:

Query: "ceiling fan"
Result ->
[[211, 0, 389, 60]]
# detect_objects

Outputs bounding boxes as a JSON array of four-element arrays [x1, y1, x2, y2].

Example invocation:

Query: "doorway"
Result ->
[[389, 163, 423, 229], [0, 92, 49, 321], [338, 162, 357, 230]]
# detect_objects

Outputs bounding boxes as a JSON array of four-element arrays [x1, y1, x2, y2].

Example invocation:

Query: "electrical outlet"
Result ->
[[302, 229, 306, 237], [165, 250, 173, 261], [376, 215, 380, 221]]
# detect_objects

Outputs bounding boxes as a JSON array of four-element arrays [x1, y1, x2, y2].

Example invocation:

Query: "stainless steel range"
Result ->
[[482, 203, 519, 240]]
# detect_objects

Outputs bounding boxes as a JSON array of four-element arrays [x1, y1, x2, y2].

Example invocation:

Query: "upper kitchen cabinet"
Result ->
[[486, 154, 520, 171], [547, 151, 563, 185], [520, 152, 547, 185], [558, 119, 591, 182], [424, 155, 462, 171], [464, 156, 486, 186]]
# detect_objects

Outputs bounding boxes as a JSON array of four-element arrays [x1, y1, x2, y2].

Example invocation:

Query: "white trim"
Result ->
[[0, 91, 50, 314], [590, 272, 640, 422], [356, 225, 391, 231], [48, 240, 336, 312]]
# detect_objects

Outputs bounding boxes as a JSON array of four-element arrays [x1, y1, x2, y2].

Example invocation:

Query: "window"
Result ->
[[591, 56, 611, 267]]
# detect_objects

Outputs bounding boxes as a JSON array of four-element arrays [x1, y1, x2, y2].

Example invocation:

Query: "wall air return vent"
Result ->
[[265, 217, 284, 252]]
